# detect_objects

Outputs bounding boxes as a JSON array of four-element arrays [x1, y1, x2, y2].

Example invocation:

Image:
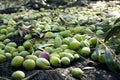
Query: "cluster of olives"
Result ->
[[0, 10, 108, 80], [0, 24, 107, 80]]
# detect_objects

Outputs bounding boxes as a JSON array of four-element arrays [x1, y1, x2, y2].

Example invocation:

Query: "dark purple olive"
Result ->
[[39, 52, 50, 60]]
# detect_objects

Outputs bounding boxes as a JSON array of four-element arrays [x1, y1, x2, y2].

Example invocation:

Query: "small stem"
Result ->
[[22, 70, 40, 80]]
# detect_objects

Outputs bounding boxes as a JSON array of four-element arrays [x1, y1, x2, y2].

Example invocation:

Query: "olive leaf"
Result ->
[[59, 15, 78, 25], [104, 18, 120, 42], [104, 47, 117, 72], [17, 23, 35, 37], [115, 45, 120, 53], [95, 43, 100, 57], [38, 44, 54, 48], [114, 17, 120, 25], [89, 30, 119, 71], [18, 28, 24, 37], [115, 54, 120, 70], [37, 44, 54, 51], [85, 28, 104, 40], [104, 24, 120, 42], [22, 71, 40, 80], [98, 39, 118, 72]]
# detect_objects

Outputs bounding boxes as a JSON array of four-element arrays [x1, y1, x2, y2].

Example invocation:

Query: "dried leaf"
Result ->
[[37, 44, 54, 51], [19, 29, 23, 37], [83, 67, 95, 70], [39, 44, 54, 48], [23, 71, 40, 80]]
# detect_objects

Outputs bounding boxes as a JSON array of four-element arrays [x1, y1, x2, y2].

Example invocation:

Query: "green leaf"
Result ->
[[104, 24, 120, 42], [115, 45, 120, 53], [97, 39, 119, 71], [104, 17, 120, 42], [114, 17, 120, 25], [95, 43, 100, 56], [116, 60, 120, 70], [104, 47, 117, 72]]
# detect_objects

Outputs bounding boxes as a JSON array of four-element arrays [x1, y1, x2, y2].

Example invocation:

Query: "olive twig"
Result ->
[[22, 70, 40, 80]]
